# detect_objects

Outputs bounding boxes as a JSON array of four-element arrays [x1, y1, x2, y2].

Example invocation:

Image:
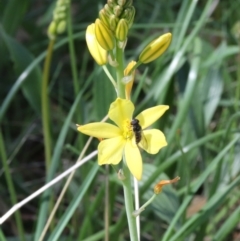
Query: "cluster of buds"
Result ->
[[47, 0, 69, 40], [86, 0, 135, 65], [99, 0, 135, 42], [86, 0, 172, 91]]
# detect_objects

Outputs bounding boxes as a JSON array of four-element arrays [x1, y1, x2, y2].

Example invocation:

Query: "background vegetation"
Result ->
[[0, 0, 240, 240]]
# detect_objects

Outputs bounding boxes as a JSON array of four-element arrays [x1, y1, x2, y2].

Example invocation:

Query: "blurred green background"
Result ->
[[0, 0, 240, 240]]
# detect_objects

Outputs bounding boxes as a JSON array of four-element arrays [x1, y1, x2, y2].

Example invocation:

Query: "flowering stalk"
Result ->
[[43, 0, 69, 172], [122, 159, 138, 241], [81, 0, 173, 239]]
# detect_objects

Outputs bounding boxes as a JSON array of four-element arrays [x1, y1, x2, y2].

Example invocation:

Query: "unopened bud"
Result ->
[[117, 0, 126, 6], [127, 6, 135, 28], [104, 4, 113, 15], [113, 5, 123, 17], [115, 19, 128, 41], [109, 15, 119, 31], [124, 60, 136, 100], [56, 20, 66, 34], [95, 18, 115, 51], [47, 22, 57, 40], [121, 6, 135, 28], [139, 33, 172, 64], [99, 9, 111, 29], [123, 0, 133, 7], [86, 24, 108, 65]]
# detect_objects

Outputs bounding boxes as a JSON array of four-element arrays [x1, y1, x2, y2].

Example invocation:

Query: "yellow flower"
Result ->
[[86, 23, 108, 65], [77, 98, 169, 180]]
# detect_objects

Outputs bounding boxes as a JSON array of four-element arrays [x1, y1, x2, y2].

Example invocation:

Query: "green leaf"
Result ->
[[0, 27, 41, 114], [47, 164, 99, 241], [2, 0, 29, 35]]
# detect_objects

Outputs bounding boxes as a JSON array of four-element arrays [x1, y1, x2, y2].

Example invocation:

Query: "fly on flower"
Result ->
[[130, 118, 148, 149], [77, 98, 169, 180]]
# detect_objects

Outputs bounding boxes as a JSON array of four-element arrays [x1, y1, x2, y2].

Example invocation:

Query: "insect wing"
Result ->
[[139, 131, 148, 150]]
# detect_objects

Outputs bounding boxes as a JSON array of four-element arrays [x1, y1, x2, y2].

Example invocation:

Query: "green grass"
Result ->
[[0, 0, 240, 240]]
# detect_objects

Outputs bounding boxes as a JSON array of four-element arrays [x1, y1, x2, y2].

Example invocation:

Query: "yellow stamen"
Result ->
[[122, 119, 133, 140]]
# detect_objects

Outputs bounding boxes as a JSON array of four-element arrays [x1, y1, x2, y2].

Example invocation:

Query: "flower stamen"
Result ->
[[122, 119, 133, 140]]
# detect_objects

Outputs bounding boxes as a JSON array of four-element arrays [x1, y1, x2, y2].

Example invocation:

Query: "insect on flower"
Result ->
[[130, 118, 148, 149]]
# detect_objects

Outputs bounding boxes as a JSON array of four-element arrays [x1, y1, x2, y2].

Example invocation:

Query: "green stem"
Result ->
[[133, 194, 156, 217], [235, 42, 240, 111], [67, 3, 79, 97], [122, 161, 138, 241], [0, 129, 26, 241], [41, 39, 55, 171], [102, 65, 117, 91], [115, 46, 125, 98]]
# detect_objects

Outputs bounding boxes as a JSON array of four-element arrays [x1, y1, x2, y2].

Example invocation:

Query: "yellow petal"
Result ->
[[124, 140, 142, 180], [77, 123, 121, 138], [108, 98, 134, 128], [98, 136, 125, 165], [86, 24, 108, 65], [124, 61, 136, 100], [136, 105, 169, 129], [140, 129, 167, 154]]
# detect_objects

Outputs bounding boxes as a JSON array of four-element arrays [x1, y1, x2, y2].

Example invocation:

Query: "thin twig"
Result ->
[[0, 150, 98, 225]]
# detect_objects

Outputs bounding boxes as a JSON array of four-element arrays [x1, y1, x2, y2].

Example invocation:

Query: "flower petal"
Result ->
[[124, 140, 142, 180], [86, 24, 108, 65], [77, 123, 121, 138], [140, 129, 167, 154], [98, 136, 125, 165], [136, 105, 169, 129], [108, 98, 134, 128]]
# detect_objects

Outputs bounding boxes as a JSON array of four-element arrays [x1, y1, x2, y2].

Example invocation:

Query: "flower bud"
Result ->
[[56, 20, 66, 34], [86, 24, 108, 65], [127, 6, 135, 28], [95, 18, 115, 51], [139, 33, 172, 64], [115, 19, 128, 41], [123, 0, 133, 7], [124, 61, 136, 100], [99, 9, 111, 29], [104, 4, 113, 15], [47, 0, 69, 39], [109, 15, 119, 31], [121, 6, 135, 28], [107, 0, 115, 8], [47, 22, 57, 40], [117, 0, 126, 6], [113, 5, 123, 17]]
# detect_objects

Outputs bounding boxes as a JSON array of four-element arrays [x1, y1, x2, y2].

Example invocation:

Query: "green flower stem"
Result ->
[[41, 39, 55, 171], [133, 194, 156, 217], [0, 129, 26, 241], [102, 65, 117, 91], [122, 161, 138, 241], [235, 41, 240, 111], [115, 46, 125, 98], [67, 3, 79, 97]]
